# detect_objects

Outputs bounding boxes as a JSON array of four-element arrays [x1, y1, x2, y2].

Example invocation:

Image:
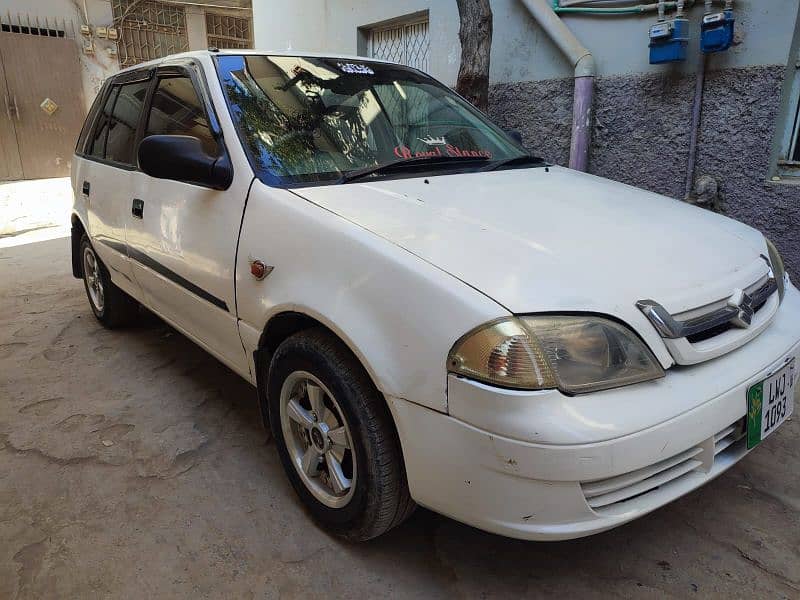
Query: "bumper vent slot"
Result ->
[[714, 418, 746, 456], [582, 419, 745, 511], [582, 447, 703, 509]]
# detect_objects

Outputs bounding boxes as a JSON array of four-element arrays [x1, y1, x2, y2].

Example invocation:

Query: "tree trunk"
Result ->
[[455, 0, 493, 112]]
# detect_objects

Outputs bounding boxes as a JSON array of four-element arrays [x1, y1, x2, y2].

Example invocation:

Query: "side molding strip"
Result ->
[[96, 238, 229, 312]]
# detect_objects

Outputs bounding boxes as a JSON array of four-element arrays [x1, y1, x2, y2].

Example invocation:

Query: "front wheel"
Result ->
[[267, 328, 415, 540]]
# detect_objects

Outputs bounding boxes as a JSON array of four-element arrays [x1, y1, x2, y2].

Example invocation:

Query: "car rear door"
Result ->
[[74, 70, 153, 299], [125, 61, 251, 377]]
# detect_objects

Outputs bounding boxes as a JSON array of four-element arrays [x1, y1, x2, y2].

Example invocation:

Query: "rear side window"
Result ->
[[145, 76, 218, 155], [105, 80, 150, 166]]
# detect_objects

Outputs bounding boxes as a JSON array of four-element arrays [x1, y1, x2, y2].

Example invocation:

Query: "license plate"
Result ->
[[747, 359, 795, 449]]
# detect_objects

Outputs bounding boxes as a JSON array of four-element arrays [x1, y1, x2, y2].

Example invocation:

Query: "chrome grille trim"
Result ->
[[637, 276, 778, 340]]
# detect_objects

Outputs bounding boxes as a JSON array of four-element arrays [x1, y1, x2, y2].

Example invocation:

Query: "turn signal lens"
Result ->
[[448, 316, 665, 394], [765, 238, 786, 302], [447, 319, 557, 390]]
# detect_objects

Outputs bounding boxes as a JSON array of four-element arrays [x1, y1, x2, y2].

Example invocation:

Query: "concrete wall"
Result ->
[[254, 1, 799, 84], [0, 0, 119, 109], [254, 0, 463, 82]]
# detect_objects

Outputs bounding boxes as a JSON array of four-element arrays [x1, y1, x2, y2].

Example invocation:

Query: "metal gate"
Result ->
[[368, 19, 430, 72], [0, 14, 84, 181], [206, 13, 252, 50], [112, 0, 189, 68]]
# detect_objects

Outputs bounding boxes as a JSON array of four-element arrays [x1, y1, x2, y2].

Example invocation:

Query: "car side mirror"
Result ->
[[138, 135, 232, 190], [506, 130, 524, 145]]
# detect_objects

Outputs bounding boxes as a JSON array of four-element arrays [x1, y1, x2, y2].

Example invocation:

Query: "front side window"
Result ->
[[145, 75, 218, 156], [216, 54, 528, 186]]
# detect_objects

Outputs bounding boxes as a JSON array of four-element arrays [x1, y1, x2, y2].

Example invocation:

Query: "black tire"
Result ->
[[80, 234, 139, 328], [267, 328, 415, 541]]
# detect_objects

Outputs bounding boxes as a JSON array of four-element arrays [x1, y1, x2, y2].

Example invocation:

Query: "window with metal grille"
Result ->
[[206, 13, 252, 50], [772, 18, 800, 180], [0, 12, 73, 38], [111, 0, 189, 67], [367, 18, 430, 72]]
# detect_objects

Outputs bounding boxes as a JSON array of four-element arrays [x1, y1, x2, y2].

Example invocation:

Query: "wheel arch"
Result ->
[[257, 309, 385, 395], [254, 308, 391, 430]]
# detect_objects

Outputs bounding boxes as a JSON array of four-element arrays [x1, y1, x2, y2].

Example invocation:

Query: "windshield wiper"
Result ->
[[338, 155, 491, 184], [481, 154, 548, 172]]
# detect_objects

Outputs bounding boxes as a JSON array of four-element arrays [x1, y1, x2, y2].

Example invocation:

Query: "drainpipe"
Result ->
[[685, 49, 707, 200], [520, 0, 595, 171]]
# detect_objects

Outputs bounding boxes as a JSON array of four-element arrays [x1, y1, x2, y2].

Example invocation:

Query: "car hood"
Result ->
[[294, 166, 768, 319]]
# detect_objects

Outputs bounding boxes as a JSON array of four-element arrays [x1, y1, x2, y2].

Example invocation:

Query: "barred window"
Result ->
[[366, 16, 430, 73]]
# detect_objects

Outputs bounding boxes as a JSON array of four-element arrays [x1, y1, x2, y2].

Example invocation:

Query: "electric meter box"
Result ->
[[649, 18, 689, 64], [701, 10, 735, 53]]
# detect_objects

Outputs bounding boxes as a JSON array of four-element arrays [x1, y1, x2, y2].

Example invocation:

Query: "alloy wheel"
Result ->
[[83, 246, 104, 313], [279, 371, 357, 508]]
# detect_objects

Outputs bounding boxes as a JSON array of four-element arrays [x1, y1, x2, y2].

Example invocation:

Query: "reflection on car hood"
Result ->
[[294, 166, 768, 317]]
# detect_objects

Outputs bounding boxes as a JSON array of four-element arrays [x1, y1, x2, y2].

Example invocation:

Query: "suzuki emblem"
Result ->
[[727, 289, 755, 329]]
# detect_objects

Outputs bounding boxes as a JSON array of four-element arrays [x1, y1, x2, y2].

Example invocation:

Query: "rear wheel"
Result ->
[[80, 235, 138, 328], [267, 328, 415, 540]]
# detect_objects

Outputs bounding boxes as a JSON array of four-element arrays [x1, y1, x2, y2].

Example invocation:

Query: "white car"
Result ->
[[71, 50, 799, 541]]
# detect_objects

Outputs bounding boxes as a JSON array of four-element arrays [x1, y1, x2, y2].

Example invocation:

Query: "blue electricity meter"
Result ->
[[649, 18, 689, 64], [700, 10, 735, 53]]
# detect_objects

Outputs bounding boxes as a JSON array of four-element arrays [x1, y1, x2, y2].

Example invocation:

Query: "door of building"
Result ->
[[0, 32, 85, 181]]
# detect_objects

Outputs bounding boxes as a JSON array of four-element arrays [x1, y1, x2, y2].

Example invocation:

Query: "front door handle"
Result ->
[[12, 95, 19, 121], [82, 181, 90, 196], [3, 94, 10, 121], [132, 198, 144, 219]]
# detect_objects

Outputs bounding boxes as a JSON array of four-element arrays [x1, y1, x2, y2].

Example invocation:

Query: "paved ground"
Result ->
[[0, 179, 71, 237], [1, 229, 799, 599]]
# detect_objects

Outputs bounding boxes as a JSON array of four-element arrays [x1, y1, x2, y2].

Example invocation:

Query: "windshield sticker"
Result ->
[[394, 144, 493, 160], [418, 135, 447, 146], [336, 62, 375, 75]]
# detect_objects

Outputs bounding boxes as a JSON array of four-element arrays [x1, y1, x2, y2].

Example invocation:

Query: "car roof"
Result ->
[[114, 49, 398, 76]]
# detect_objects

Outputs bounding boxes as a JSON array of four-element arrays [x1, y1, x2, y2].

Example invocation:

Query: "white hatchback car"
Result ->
[[71, 50, 799, 541]]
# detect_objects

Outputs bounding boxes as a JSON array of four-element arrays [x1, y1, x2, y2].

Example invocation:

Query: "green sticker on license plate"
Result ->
[[747, 359, 795, 449]]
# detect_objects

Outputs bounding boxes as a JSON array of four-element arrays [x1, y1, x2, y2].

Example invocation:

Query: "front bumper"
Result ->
[[388, 284, 800, 541]]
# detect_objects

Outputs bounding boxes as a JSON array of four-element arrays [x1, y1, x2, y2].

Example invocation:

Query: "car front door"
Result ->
[[125, 63, 251, 377]]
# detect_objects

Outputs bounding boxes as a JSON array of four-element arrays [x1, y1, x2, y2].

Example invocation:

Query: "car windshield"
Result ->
[[215, 54, 531, 186]]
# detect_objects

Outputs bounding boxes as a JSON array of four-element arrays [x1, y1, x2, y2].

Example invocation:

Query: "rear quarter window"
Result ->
[[76, 83, 108, 156], [88, 87, 119, 160]]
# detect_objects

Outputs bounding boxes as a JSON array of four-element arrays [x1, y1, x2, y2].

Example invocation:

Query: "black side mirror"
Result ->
[[138, 135, 232, 190], [507, 130, 524, 145]]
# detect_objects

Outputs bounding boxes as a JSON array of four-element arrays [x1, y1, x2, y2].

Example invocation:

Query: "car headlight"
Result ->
[[765, 238, 786, 301], [448, 315, 665, 394]]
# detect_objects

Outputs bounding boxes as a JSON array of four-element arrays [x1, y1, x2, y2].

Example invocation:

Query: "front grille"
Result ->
[[637, 267, 781, 365], [581, 420, 746, 513], [686, 297, 769, 344]]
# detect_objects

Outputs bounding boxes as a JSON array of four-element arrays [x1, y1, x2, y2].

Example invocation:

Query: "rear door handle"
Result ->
[[132, 198, 144, 219], [82, 181, 90, 196]]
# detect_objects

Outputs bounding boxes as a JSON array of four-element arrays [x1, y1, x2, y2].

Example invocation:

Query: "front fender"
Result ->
[[235, 182, 506, 413]]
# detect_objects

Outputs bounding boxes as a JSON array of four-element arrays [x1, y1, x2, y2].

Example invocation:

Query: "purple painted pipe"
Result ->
[[520, 0, 595, 172], [569, 76, 594, 172]]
